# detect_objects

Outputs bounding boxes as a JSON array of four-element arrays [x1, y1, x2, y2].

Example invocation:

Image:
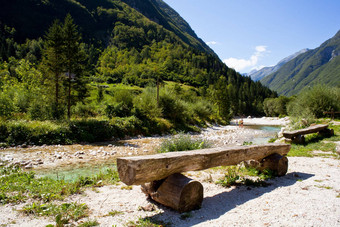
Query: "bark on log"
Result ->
[[117, 144, 290, 185], [142, 173, 203, 213], [283, 124, 329, 139], [259, 153, 288, 176]]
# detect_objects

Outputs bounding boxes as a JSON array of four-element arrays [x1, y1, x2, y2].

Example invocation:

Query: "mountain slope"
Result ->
[[249, 49, 308, 81], [121, 0, 214, 55], [0, 0, 213, 55], [261, 30, 340, 96]]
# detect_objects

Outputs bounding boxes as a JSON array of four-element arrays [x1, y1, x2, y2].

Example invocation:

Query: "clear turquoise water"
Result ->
[[36, 163, 116, 182]]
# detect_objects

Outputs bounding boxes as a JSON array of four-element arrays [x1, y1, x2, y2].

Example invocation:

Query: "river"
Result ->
[[0, 118, 286, 181]]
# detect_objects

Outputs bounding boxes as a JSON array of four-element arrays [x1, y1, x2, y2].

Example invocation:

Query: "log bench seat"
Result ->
[[283, 124, 334, 144], [117, 144, 291, 213]]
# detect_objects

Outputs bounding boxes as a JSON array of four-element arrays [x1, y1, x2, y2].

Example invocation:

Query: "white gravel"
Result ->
[[1, 117, 339, 226], [1, 157, 339, 227]]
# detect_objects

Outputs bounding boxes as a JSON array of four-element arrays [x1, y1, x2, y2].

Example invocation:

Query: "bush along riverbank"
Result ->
[[0, 116, 221, 147]]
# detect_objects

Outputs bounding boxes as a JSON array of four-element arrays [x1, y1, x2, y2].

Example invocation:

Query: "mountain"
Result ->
[[261, 30, 340, 96], [0, 0, 277, 117], [248, 49, 309, 81], [0, 0, 213, 55], [121, 0, 214, 55]]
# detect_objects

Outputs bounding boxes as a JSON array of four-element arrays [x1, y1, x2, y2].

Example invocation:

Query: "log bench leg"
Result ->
[[318, 128, 334, 137], [141, 173, 203, 213], [259, 153, 288, 176], [292, 135, 305, 144]]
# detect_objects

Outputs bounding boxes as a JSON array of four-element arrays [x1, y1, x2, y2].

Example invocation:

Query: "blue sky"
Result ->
[[163, 0, 340, 74]]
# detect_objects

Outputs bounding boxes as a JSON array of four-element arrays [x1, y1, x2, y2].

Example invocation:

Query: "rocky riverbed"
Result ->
[[0, 117, 286, 174]]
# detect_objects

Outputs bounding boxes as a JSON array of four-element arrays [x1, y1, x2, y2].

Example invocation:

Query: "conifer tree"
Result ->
[[63, 14, 86, 119], [43, 19, 64, 119]]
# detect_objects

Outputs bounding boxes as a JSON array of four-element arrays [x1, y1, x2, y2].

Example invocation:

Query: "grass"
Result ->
[[126, 217, 170, 227], [287, 130, 338, 157], [215, 166, 275, 188], [22, 202, 88, 220], [314, 185, 333, 190], [157, 133, 212, 153], [106, 210, 123, 217], [0, 164, 120, 225], [77, 219, 100, 227]]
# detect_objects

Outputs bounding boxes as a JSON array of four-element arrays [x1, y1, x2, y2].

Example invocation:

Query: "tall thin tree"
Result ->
[[43, 20, 64, 119], [63, 14, 84, 119]]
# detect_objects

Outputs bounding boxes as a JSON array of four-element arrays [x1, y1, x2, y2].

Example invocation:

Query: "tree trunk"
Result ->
[[142, 173, 203, 213], [68, 71, 71, 120]]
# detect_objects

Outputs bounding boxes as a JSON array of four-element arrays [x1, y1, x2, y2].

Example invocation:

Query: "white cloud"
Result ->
[[223, 45, 269, 72], [206, 41, 218, 45]]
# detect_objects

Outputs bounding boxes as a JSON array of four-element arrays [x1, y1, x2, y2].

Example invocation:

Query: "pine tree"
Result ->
[[43, 19, 65, 119], [63, 14, 86, 119]]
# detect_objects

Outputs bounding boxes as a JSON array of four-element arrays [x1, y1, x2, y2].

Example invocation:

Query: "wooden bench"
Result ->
[[283, 124, 334, 144], [117, 144, 290, 213]]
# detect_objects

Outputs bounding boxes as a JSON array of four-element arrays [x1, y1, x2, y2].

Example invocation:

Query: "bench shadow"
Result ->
[[147, 172, 314, 226]]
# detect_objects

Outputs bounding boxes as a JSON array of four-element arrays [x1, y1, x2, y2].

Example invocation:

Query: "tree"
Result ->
[[43, 19, 65, 119], [63, 14, 86, 119]]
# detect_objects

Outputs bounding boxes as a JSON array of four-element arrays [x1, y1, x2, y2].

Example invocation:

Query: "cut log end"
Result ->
[[260, 153, 288, 176], [142, 173, 203, 213]]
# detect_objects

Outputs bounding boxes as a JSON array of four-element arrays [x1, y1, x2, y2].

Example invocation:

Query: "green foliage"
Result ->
[[215, 166, 274, 188], [22, 202, 88, 224], [0, 120, 72, 146], [263, 96, 291, 117], [0, 0, 277, 145], [77, 220, 100, 227], [133, 87, 162, 119], [0, 165, 81, 204], [126, 217, 169, 227], [288, 133, 337, 157], [288, 85, 340, 119], [286, 85, 340, 129], [157, 133, 212, 153], [261, 31, 340, 96]]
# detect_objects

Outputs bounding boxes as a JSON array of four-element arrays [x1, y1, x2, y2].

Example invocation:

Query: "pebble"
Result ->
[[24, 163, 33, 169]]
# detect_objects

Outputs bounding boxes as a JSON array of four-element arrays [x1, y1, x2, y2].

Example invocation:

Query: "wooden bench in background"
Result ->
[[117, 144, 290, 213], [283, 124, 334, 144]]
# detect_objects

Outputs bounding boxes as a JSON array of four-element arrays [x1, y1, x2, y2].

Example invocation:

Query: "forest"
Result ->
[[0, 1, 278, 146]]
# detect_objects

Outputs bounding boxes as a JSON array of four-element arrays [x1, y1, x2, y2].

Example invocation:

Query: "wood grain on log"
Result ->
[[259, 153, 288, 176], [117, 144, 291, 185], [142, 173, 203, 213], [283, 124, 329, 139]]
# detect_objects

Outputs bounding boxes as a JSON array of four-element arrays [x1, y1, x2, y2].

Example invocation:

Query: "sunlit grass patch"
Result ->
[[215, 166, 275, 188], [157, 133, 212, 153]]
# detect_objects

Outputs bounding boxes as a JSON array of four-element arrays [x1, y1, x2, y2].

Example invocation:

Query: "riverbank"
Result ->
[[0, 117, 339, 226], [0, 156, 339, 226], [0, 118, 283, 173]]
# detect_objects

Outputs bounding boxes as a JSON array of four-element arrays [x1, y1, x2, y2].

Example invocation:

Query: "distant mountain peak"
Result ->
[[248, 48, 309, 81], [260, 30, 340, 96]]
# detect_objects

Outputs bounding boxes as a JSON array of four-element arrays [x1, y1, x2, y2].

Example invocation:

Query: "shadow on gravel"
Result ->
[[148, 171, 314, 227]]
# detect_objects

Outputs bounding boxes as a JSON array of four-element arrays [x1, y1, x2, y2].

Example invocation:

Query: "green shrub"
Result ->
[[159, 91, 188, 124], [288, 85, 340, 119], [133, 87, 162, 118], [0, 92, 17, 117], [72, 102, 98, 118], [70, 119, 114, 142], [105, 101, 131, 118], [28, 98, 53, 120], [157, 133, 212, 153]]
